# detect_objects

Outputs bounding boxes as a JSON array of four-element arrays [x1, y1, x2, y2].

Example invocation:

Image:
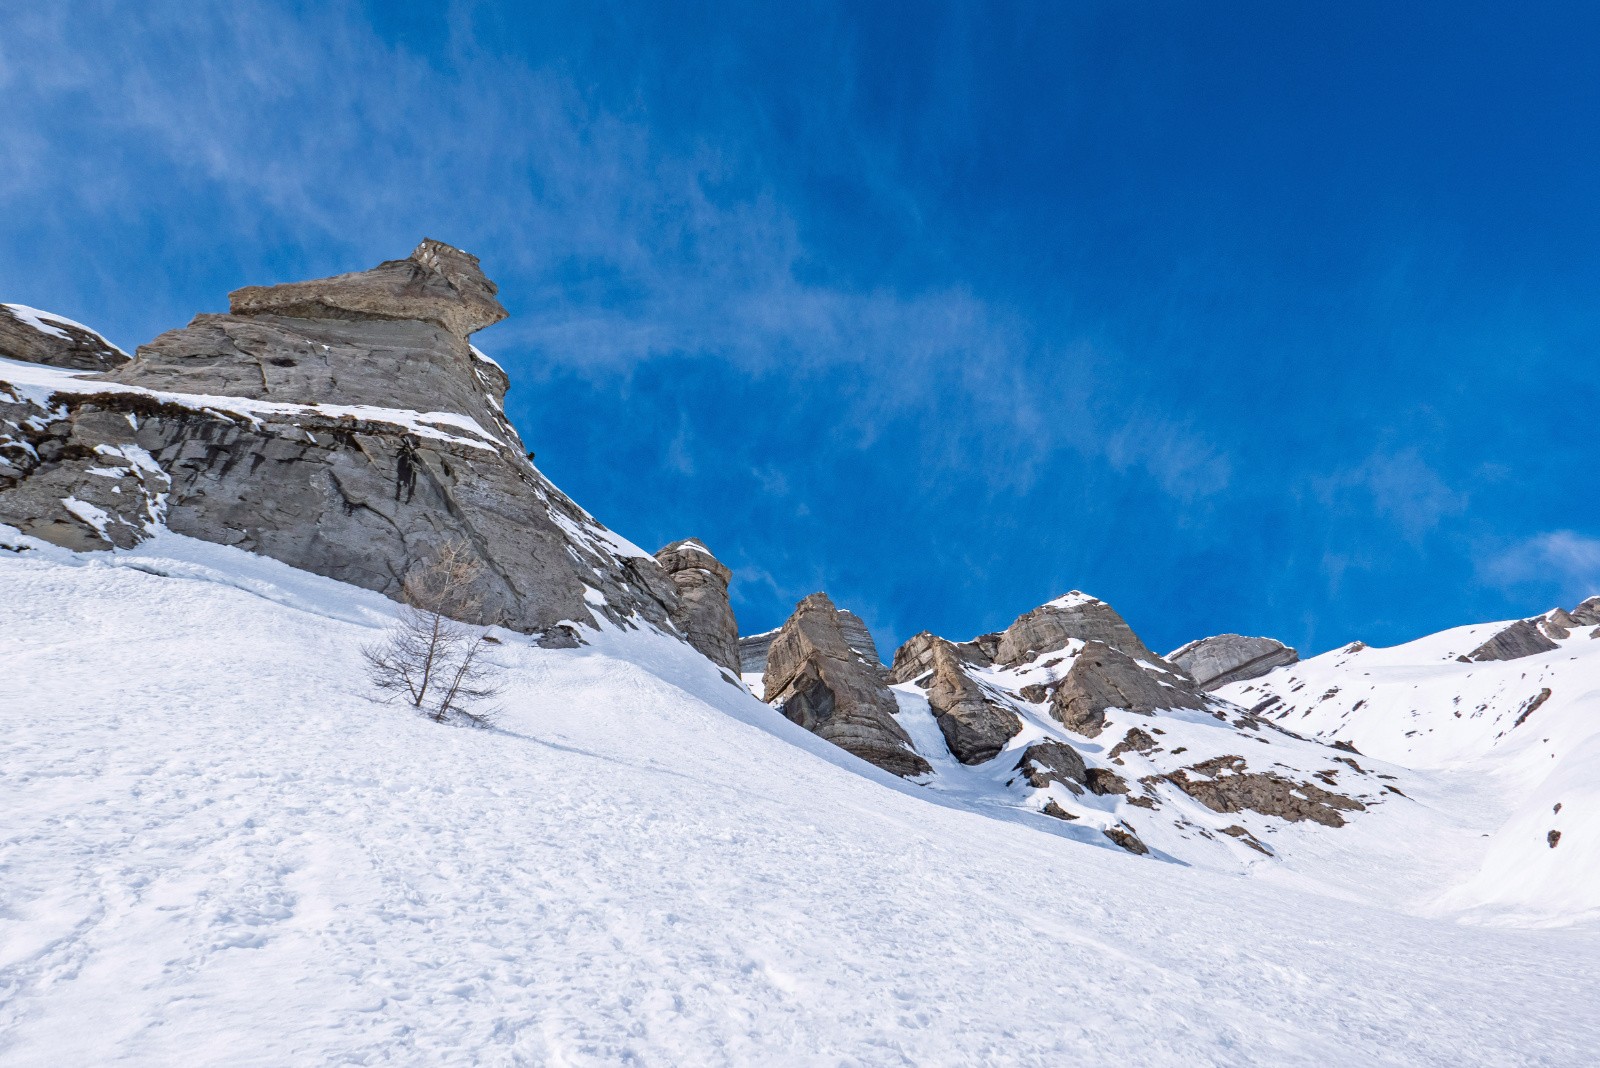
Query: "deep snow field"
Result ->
[[4, 534, 1600, 1066]]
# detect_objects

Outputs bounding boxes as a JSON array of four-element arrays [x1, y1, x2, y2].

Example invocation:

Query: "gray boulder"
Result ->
[[0, 241, 685, 643], [1467, 618, 1560, 663], [764, 592, 930, 778], [654, 539, 741, 674], [1167, 634, 1299, 690], [0, 303, 129, 372], [1050, 640, 1206, 738], [920, 637, 1022, 764]]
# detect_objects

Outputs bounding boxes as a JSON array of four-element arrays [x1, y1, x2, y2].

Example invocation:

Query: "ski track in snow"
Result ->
[[2, 541, 1599, 1065]]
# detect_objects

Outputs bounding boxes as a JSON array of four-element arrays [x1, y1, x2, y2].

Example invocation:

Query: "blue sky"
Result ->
[[3, 2, 1598, 657]]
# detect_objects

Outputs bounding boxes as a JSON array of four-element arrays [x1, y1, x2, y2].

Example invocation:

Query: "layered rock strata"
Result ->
[[1467, 619, 1560, 663], [0, 240, 684, 643], [1050, 641, 1206, 738], [920, 637, 1022, 764], [1167, 633, 1299, 690], [764, 592, 930, 778], [654, 539, 741, 674], [1, 304, 129, 372]]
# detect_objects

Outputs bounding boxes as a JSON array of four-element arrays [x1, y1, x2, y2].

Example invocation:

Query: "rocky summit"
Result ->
[[0, 241, 697, 644], [654, 538, 741, 675]]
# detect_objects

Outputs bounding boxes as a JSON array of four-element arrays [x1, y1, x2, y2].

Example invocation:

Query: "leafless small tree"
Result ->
[[363, 542, 503, 726]]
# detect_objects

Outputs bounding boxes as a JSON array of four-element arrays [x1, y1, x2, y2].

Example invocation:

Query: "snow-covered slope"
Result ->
[[4, 534, 1600, 1065], [1217, 619, 1600, 925]]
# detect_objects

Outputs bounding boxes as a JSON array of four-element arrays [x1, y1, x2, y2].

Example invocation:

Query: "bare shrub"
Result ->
[[363, 542, 503, 725]]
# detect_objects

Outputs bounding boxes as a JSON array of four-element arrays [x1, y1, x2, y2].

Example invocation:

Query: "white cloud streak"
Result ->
[[0, 1, 1228, 501]]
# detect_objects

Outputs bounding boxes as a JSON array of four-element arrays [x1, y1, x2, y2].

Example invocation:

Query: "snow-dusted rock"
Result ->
[[919, 637, 1022, 764], [1569, 596, 1600, 626], [1049, 640, 1205, 738], [0, 303, 128, 372], [1466, 618, 1559, 662], [1164, 756, 1366, 828], [994, 590, 1178, 673], [0, 241, 685, 641], [764, 592, 930, 778], [654, 538, 741, 674], [888, 629, 988, 684], [1168, 633, 1299, 690], [1011, 739, 1088, 790]]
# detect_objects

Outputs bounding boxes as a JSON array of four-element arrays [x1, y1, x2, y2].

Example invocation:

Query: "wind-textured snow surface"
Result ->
[[3, 538, 1600, 1065], [1218, 620, 1600, 926]]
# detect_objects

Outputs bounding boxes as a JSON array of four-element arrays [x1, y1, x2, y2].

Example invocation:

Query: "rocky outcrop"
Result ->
[[995, 591, 1170, 669], [1049, 641, 1206, 738], [1568, 597, 1600, 626], [0, 240, 684, 643], [1164, 756, 1366, 828], [764, 593, 930, 778], [889, 630, 989, 684], [1102, 824, 1149, 855], [1011, 740, 1088, 790], [1167, 634, 1298, 690], [1467, 619, 1560, 663], [1, 304, 128, 372], [744, 610, 883, 677], [227, 239, 507, 341], [1538, 612, 1573, 641], [0, 390, 168, 549], [920, 638, 1022, 764], [655, 539, 740, 674], [838, 610, 884, 670]]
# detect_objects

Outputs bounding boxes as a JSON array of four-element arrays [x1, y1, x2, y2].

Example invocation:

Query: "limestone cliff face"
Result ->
[[919, 637, 1022, 764], [1167, 634, 1299, 691], [654, 539, 741, 674], [763, 592, 930, 778], [0, 240, 685, 644]]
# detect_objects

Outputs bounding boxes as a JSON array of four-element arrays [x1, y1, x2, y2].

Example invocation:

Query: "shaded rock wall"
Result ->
[[764, 592, 930, 778], [655, 539, 741, 674], [1, 304, 128, 372]]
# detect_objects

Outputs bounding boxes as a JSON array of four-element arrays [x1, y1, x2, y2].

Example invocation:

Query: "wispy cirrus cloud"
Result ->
[[0, 0, 1228, 505], [1478, 530, 1600, 605], [1313, 448, 1467, 544]]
